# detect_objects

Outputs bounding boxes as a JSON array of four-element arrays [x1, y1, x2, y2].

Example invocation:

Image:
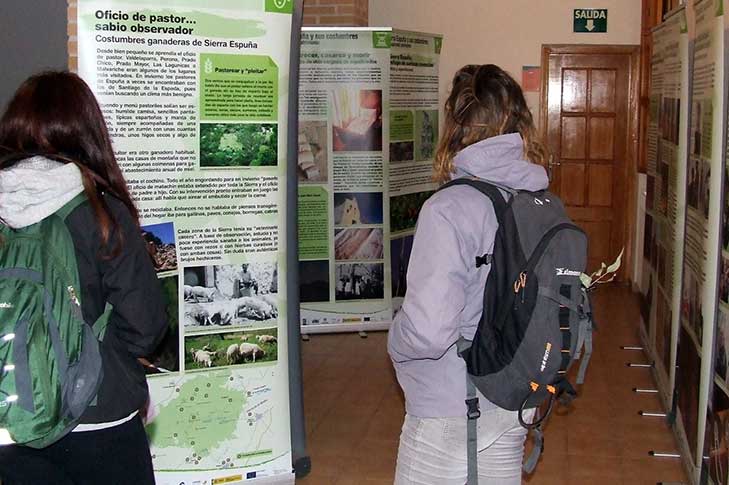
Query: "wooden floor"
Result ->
[[297, 286, 690, 484]]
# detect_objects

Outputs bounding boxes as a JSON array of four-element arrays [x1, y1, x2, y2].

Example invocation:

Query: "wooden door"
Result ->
[[541, 45, 640, 279]]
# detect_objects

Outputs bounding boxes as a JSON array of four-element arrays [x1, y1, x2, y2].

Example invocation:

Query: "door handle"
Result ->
[[547, 155, 561, 181]]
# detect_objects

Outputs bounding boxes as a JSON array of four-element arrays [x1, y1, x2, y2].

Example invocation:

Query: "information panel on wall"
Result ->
[[77, 1, 297, 483], [389, 30, 442, 314], [678, 0, 725, 466]]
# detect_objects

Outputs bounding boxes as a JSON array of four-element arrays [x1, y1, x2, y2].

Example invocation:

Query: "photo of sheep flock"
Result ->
[[185, 329, 278, 371]]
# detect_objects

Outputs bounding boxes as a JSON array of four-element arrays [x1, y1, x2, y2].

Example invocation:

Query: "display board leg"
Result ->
[[649, 452, 681, 458], [626, 362, 655, 368], [639, 411, 668, 418], [294, 456, 312, 479], [621, 345, 645, 351], [301, 334, 310, 342], [359, 331, 368, 339], [633, 388, 660, 393]]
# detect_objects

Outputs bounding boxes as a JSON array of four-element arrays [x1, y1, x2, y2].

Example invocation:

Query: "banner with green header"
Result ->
[[700, 1, 729, 482], [388, 30, 442, 314], [77, 1, 297, 483], [642, 5, 688, 407], [677, 0, 725, 470], [296, 28, 441, 333], [297, 28, 393, 332]]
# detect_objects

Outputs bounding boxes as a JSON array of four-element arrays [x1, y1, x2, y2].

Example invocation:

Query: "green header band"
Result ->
[[372, 31, 392, 49], [265, 0, 293, 14]]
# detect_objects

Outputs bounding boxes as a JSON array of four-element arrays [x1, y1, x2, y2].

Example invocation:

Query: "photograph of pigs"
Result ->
[[183, 262, 279, 333]]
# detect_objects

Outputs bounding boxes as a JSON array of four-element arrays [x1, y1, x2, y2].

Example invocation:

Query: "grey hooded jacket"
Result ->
[[388, 133, 549, 418]]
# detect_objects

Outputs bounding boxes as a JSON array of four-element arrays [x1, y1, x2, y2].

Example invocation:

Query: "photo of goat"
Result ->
[[141, 222, 178, 274], [184, 328, 278, 371], [183, 262, 279, 333], [333, 192, 383, 226]]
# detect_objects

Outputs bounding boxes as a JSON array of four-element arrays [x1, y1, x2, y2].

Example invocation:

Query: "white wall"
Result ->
[[370, 0, 642, 117]]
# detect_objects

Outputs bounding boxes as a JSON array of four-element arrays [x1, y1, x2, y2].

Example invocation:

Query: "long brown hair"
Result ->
[[0, 71, 138, 251], [434, 64, 547, 183]]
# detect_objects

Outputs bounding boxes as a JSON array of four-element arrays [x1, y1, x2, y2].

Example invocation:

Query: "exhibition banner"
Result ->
[[389, 30, 442, 313], [297, 28, 393, 332], [678, 0, 725, 465], [641, 11, 666, 360], [643, 7, 689, 398], [296, 28, 442, 331], [701, 1, 729, 481], [77, 1, 296, 483]]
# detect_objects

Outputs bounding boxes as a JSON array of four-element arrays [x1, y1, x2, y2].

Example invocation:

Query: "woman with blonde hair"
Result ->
[[388, 64, 548, 484]]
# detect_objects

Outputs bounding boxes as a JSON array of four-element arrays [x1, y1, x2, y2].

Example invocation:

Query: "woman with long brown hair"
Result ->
[[0, 71, 167, 484], [388, 64, 548, 484]]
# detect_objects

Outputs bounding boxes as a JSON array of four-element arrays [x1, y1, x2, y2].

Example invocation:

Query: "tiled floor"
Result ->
[[297, 286, 690, 484]]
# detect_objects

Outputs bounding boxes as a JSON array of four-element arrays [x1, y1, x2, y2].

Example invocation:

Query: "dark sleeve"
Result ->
[[98, 198, 168, 357]]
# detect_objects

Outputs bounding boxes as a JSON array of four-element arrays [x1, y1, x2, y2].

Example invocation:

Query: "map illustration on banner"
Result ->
[[77, 1, 297, 483]]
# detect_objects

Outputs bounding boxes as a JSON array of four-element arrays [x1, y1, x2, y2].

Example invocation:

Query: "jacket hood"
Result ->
[[0, 156, 85, 228], [453, 133, 549, 192]]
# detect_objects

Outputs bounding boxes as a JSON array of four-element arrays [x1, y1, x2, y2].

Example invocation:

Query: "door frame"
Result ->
[[539, 44, 641, 282]]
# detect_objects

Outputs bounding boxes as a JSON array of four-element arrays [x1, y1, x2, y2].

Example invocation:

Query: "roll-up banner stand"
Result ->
[[673, 0, 725, 480], [642, 6, 690, 399], [700, 1, 729, 483], [388, 30, 442, 316], [641, 5, 693, 472], [297, 28, 442, 335], [76, 1, 308, 483]]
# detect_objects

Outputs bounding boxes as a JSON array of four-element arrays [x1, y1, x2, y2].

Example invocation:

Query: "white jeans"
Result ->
[[394, 407, 534, 485]]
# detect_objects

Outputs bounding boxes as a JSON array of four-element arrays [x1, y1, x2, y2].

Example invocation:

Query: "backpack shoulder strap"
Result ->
[[438, 178, 510, 222], [93, 302, 114, 342], [54, 192, 88, 222]]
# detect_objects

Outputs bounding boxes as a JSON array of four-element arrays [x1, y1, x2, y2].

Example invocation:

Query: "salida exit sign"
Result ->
[[574, 9, 608, 33]]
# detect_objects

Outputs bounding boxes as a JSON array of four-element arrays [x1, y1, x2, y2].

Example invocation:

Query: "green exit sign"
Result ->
[[574, 9, 608, 33]]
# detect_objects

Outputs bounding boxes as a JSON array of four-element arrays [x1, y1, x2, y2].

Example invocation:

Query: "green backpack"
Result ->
[[0, 193, 111, 448]]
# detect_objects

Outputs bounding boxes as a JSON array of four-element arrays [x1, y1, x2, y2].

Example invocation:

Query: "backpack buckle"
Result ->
[[465, 397, 480, 420], [475, 254, 492, 268]]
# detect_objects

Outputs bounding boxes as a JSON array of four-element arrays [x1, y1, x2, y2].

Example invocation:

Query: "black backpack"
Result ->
[[439, 178, 593, 478]]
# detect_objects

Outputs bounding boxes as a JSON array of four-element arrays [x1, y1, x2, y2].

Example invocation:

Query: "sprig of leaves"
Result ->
[[580, 248, 624, 289]]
